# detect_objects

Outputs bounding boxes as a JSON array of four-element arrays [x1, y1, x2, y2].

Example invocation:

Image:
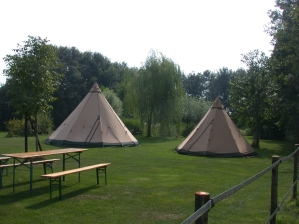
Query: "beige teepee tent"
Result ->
[[46, 83, 139, 147], [176, 97, 257, 157]]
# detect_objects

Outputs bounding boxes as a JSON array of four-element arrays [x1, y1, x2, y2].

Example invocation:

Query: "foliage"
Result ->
[[182, 68, 232, 110], [101, 87, 123, 117], [117, 68, 139, 118], [267, 0, 299, 142], [37, 113, 54, 135], [136, 50, 185, 137], [4, 114, 54, 137], [230, 50, 271, 148], [180, 95, 211, 136], [4, 118, 23, 137], [122, 118, 142, 133], [0, 83, 15, 130], [3, 36, 64, 150], [3, 36, 63, 117]]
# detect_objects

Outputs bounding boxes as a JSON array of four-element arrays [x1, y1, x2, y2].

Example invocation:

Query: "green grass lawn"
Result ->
[[0, 132, 298, 224]]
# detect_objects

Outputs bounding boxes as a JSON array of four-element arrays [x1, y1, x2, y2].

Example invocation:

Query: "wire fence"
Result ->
[[181, 145, 299, 224]]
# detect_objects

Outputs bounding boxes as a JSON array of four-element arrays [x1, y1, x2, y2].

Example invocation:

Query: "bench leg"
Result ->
[[49, 179, 52, 199], [13, 158, 16, 193], [43, 164, 46, 174], [96, 167, 107, 185], [49, 178, 62, 200], [59, 178, 62, 200], [96, 168, 99, 185], [43, 162, 54, 174], [0, 168, 2, 189], [104, 167, 107, 185]]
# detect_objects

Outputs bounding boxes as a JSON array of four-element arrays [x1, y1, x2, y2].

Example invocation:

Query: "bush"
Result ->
[[122, 118, 142, 134], [38, 114, 54, 134], [4, 114, 54, 137], [5, 118, 23, 137], [240, 128, 252, 136], [181, 122, 196, 137]]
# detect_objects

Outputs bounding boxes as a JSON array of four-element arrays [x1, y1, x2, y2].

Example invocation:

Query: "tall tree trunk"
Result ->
[[24, 114, 28, 152], [251, 125, 260, 148], [35, 116, 38, 151], [29, 116, 43, 151], [147, 114, 152, 137]]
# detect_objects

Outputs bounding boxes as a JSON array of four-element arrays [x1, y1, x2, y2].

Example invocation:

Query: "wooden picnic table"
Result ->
[[2, 148, 88, 195]]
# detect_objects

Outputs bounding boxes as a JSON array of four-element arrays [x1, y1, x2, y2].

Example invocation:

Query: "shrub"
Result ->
[[122, 118, 142, 134], [4, 114, 54, 137], [38, 114, 54, 134], [5, 118, 23, 137], [240, 128, 252, 136], [181, 122, 196, 137]]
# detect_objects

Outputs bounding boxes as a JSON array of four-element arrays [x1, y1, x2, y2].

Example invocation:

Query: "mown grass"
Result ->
[[0, 132, 298, 223]]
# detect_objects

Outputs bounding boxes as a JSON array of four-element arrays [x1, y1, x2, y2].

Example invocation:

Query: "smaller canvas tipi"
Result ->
[[46, 83, 139, 147], [176, 97, 257, 157]]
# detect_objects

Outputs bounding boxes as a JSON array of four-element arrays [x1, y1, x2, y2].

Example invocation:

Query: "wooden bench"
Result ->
[[0, 157, 11, 176], [0, 159, 60, 189], [41, 163, 111, 200]]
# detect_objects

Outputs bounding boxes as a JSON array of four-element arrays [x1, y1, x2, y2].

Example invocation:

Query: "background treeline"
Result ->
[[1, 0, 298, 145]]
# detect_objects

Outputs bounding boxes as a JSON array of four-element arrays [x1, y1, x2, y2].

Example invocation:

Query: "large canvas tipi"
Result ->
[[176, 97, 257, 157], [46, 83, 139, 147]]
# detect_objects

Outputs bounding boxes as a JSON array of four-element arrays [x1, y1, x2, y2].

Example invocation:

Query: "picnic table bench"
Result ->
[[0, 158, 59, 189], [41, 163, 111, 200], [0, 157, 11, 176]]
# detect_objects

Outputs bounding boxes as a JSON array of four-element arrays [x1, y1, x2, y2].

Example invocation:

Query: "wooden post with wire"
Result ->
[[270, 156, 279, 224], [195, 191, 210, 224], [293, 144, 299, 199]]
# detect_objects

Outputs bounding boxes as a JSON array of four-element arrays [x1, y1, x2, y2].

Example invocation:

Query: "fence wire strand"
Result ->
[[265, 176, 299, 224], [181, 147, 299, 224]]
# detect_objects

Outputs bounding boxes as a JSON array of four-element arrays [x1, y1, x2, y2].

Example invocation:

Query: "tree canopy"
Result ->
[[135, 50, 184, 136], [3, 36, 64, 151]]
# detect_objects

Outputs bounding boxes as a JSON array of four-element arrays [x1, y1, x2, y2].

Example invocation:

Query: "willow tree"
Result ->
[[136, 51, 184, 137], [3, 36, 64, 152]]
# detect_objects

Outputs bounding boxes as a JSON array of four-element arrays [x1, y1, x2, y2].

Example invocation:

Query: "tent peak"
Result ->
[[90, 83, 101, 93], [212, 97, 223, 109]]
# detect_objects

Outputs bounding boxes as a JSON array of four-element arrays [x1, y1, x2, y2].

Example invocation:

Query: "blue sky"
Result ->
[[0, 0, 276, 84]]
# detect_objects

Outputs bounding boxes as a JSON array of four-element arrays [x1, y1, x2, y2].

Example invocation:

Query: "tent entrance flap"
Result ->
[[85, 115, 101, 143]]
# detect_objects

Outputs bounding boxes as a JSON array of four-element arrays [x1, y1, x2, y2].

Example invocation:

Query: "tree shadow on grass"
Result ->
[[254, 139, 296, 159]]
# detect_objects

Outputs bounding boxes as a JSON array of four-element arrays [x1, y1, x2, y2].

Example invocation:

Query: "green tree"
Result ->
[[3, 36, 64, 152], [211, 67, 233, 109], [267, 0, 299, 141], [182, 72, 206, 98], [118, 68, 139, 118], [0, 83, 16, 130], [136, 50, 184, 137], [102, 87, 123, 117], [230, 50, 271, 148], [181, 95, 211, 136]]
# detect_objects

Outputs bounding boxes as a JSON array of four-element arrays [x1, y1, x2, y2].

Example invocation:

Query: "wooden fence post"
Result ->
[[195, 191, 210, 224], [293, 144, 299, 199], [270, 156, 279, 224]]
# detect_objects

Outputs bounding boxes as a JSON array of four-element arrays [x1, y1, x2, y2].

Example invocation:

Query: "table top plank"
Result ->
[[2, 148, 88, 159]]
